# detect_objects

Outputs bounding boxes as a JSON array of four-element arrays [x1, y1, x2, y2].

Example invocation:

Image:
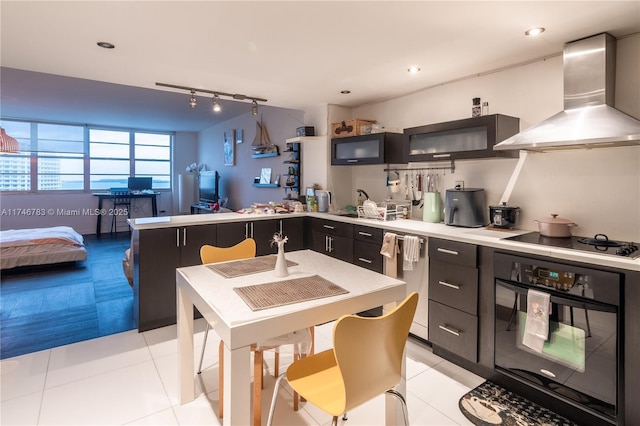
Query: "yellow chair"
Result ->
[[198, 238, 313, 425], [266, 292, 419, 426]]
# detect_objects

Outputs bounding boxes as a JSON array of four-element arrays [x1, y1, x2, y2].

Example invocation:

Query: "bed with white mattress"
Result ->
[[0, 226, 87, 270]]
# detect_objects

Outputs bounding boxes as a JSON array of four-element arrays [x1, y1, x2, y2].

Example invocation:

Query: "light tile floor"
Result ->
[[0, 319, 483, 425]]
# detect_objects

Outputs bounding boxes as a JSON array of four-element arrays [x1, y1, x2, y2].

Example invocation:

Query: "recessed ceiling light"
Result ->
[[340, 90, 351, 94], [525, 27, 545, 36], [97, 41, 115, 49], [407, 66, 421, 74]]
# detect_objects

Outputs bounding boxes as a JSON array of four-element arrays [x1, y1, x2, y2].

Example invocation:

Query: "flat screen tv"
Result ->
[[128, 177, 152, 191], [199, 171, 219, 203]]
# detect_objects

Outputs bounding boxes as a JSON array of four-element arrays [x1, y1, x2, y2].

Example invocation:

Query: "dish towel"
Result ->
[[380, 232, 398, 278], [402, 235, 420, 271], [522, 289, 551, 353]]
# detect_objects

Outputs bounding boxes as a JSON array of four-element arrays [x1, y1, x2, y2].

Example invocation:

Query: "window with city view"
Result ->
[[0, 120, 172, 192]]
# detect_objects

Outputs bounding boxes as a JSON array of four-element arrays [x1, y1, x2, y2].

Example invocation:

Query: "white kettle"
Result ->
[[317, 190, 331, 213]]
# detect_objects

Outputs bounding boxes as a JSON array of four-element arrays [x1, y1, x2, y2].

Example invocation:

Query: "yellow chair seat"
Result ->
[[286, 350, 345, 416]]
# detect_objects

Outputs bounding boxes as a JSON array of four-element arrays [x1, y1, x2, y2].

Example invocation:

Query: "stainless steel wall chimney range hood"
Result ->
[[494, 33, 640, 152]]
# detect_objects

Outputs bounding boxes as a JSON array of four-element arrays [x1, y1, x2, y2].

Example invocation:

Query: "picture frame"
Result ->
[[236, 129, 243, 144], [224, 130, 235, 166], [260, 168, 272, 184]]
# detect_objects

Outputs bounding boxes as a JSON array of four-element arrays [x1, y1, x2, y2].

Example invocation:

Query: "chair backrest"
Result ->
[[332, 292, 418, 413], [200, 238, 257, 264]]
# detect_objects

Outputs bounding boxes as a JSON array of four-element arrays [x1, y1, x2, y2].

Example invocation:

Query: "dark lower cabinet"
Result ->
[[310, 218, 354, 263], [428, 299, 478, 362], [217, 218, 304, 255], [428, 237, 479, 363], [133, 224, 216, 332], [353, 225, 384, 273]]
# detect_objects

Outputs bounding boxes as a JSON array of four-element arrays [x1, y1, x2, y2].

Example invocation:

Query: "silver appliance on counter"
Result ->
[[444, 188, 485, 227]]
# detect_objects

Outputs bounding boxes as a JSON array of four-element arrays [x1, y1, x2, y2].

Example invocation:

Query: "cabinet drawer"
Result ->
[[354, 240, 383, 273], [429, 300, 478, 363], [312, 218, 354, 238], [354, 225, 383, 243], [429, 260, 478, 315], [428, 237, 477, 266]]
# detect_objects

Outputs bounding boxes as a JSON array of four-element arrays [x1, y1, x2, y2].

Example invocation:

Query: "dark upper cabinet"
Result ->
[[331, 132, 405, 165], [403, 114, 520, 162]]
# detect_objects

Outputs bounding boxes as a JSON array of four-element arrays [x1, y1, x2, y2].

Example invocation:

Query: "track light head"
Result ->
[[212, 94, 222, 112], [251, 100, 258, 116], [189, 90, 197, 109]]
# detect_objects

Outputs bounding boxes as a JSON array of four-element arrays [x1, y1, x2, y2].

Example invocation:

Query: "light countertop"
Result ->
[[129, 212, 640, 272]]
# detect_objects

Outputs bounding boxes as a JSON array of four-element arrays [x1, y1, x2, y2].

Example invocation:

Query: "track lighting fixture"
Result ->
[[156, 82, 266, 115], [212, 94, 222, 112]]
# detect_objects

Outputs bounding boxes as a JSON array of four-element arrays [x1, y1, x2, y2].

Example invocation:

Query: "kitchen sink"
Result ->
[[330, 211, 359, 218]]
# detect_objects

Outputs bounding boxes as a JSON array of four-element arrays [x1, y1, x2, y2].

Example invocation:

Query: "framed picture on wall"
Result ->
[[236, 129, 243, 144], [224, 130, 235, 166]]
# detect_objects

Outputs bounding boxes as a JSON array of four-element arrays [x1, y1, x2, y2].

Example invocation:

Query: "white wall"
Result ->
[[339, 34, 640, 241]]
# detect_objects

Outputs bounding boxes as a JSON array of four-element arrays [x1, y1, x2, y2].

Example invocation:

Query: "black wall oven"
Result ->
[[494, 252, 621, 424]]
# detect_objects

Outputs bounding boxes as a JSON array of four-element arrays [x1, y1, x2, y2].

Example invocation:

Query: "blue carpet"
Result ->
[[0, 233, 134, 359]]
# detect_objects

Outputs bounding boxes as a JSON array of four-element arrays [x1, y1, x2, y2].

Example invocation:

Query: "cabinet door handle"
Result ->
[[279, 220, 283, 235], [433, 154, 451, 158], [325, 235, 329, 252], [323, 224, 335, 230], [183, 228, 187, 246], [245, 223, 249, 239], [358, 231, 372, 237], [328, 236, 333, 252], [176, 228, 180, 247], [358, 257, 372, 264], [437, 248, 459, 256], [439, 324, 461, 336], [438, 280, 460, 290]]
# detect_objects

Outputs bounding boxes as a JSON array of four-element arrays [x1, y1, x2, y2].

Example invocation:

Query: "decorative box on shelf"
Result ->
[[357, 200, 411, 221], [331, 119, 377, 138]]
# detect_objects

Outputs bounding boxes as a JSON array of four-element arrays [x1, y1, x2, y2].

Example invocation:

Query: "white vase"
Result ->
[[274, 245, 289, 277]]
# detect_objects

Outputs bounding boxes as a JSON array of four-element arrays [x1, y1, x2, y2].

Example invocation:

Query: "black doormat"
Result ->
[[459, 381, 578, 426]]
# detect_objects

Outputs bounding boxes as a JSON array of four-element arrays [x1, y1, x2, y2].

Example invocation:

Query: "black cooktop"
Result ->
[[504, 232, 640, 259]]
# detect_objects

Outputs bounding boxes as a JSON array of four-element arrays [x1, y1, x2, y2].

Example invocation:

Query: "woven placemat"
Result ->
[[207, 256, 298, 278], [234, 275, 349, 311]]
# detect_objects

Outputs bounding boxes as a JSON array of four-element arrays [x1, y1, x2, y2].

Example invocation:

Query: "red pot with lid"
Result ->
[[534, 214, 577, 238]]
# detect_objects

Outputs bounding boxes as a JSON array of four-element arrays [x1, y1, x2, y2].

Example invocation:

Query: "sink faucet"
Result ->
[[356, 189, 369, 206]]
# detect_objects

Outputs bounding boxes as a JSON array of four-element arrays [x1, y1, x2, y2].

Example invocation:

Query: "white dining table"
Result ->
[[176, 249, 407, 425]]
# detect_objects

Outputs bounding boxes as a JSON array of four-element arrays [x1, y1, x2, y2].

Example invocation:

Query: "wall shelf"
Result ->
[[285, 135, 325, 144], [252, 183, 279, 188], [252, 152, 280, 159]]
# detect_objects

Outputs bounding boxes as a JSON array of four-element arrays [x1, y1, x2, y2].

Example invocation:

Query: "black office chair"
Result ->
[[110, 190, 131, 234]]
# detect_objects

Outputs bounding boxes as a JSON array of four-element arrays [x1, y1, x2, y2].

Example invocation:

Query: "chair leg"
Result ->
[[386, 389, 410, 426], [292, 351, 299, 411], [266, 373, 287, 426], [218, 340, 224, 419], [332, 416, 338, 426], [274, 351, 279, 377], [197, 323, 210, 374], [254, 350, 263, 426]]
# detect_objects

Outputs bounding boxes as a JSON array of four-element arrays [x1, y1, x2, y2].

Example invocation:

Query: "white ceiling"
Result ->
[[1, 1, 639, 132]]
